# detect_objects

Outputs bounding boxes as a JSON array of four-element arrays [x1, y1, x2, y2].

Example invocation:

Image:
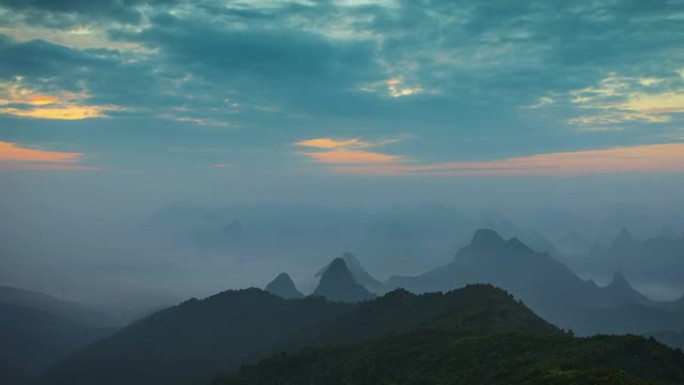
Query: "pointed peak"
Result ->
[[471, 228, 505, 247], [341, 251, 359, 265], [265, 272, 304, 299], [326, 257, 349, 272], [313, 258, 376, 303], [610, 271, 629, 286]]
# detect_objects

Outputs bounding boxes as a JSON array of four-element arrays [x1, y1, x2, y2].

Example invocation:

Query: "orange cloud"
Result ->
[[295, 137, 405, 164], [0, 141, 99, 171], [0, 80, 120, 120], [329, 142, 684, 176], [295, 138, 372, 149], [300, 149, 403, 164]]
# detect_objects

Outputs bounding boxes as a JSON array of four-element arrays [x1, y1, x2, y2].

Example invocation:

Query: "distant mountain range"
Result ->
[[386, 229, 684, 336], [7, 227, 684, 385], [0, 288, 116, 385]]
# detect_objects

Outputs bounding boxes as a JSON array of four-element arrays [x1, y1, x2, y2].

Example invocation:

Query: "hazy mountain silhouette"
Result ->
[[312, 258, 377, 303], [316, 252, 383, 293], [264, 273, 304, 299], [386, 229, 598, 310], [603, 271, 653, 306], [386, 229, 684, 335], [609, 228, 638, 256], [0, 287, 115, 327], [0, 287, 118, 385]]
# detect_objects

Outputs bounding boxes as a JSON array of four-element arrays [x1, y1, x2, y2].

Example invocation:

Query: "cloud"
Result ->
[[328, 142, 684, 176], [299, 149, 403, 164], [0, 141, 100, 170], [295, 137, 405, 164], [0, 78, 121, 120], [564, 71, 684, 126], [295, 138, 374, 149]]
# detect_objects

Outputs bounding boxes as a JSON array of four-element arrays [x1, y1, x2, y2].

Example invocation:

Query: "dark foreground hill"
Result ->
[[0, 287, 117, 385], [38, 284, 555, 385], [36, 289, 349, 385], [218, 332, 684, 385]]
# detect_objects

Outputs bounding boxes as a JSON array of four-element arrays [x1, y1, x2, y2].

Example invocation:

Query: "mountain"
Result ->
[[218, 286, 684, 385], [36, 289, 350, 385], [221, 333, 684, 385], [312, 258, 377, 303], [386, 229, 683, 335], [658, 225, 677, 240], [603, 271, 653, 306], [316, 252, 383, 293], [0, 287, 115, 327], [264, 273, 304, 299], [609, 228, 638, 256], [0, 303, 112, 385], [387, 229, 599, 311]]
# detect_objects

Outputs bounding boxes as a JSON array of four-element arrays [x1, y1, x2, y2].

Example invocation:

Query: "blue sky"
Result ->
[[2, 0, 684, 306], [1, 0, 683, 190]]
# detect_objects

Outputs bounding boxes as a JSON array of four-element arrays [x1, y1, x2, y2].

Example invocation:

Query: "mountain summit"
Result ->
[[265, 273, 304, 299], [312, 258, 376, 303], [316, 252, 383, 293]]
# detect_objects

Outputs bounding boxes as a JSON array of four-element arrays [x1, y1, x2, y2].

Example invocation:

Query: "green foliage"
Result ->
[[219, 332, 684, 385]]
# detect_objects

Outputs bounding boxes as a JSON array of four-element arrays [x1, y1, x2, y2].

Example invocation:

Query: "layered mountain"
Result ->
[[386, 229, 683, 335], [36, 289, 350, 385], [387, 229, 599, 310], [218, 286, 684, 385], [39, 283, 560, 385], [316, 252, 383, 293], [0, 296, 113, 385], [264, 273, 304, 299], [610, 228, 639, 255], [312, 258, 377, 303], [0, 287, 115, 327], [603, 271, 653, 306]]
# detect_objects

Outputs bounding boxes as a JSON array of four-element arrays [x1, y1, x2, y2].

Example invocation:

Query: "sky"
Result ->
[[1, 0, 684, 309]]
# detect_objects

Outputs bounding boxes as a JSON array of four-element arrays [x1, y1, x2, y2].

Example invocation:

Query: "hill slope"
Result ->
[[0, 303, 111, 385], [219, 332, 684, 385], [36, 289, 349, 385]]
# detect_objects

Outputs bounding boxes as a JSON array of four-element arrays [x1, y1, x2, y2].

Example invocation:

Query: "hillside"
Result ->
[[219, 332, 684, 385], [36, 289, 349, 385], [37, 284, 554, 385], [0, 303, 111, 385]]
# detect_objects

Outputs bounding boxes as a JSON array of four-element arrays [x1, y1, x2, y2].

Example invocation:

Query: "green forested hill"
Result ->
[[218, 331, 684, 385]]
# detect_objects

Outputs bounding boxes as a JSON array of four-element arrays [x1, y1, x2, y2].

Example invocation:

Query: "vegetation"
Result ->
[[218, 331, 684, 385]]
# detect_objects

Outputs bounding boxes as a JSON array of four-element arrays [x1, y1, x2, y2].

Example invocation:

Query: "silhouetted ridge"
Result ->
[[265, 273, 304, 299], [316, 252, 383, 293], [312, 258, 376, 303], [610, 228, 637, 253], [470, 228, 505, 248], [603, 271, 651, 305]]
